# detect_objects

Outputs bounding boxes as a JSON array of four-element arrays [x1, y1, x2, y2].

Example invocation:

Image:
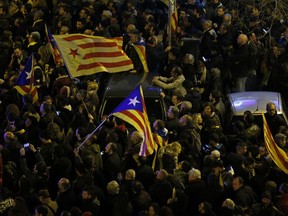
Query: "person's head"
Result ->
[[79, 8, 89, 19], [107, 180, 120, 195], [183, 53, 195, 65], [170, 66, 183, 78], [58, 178, 71, 192], [192, 113, 203, 125], [105, 142, 117, 154], [236, 142, 248, 155], [13, 47, 23, 58], [188, 168, 201, 181], [76, 19, 85, 30], [259, 145, 267, 157], [209, 133, 220, 146], [198, 202, 214, 215], [202, 102, 214, 117], [202, 19, 213, 30], [274, 133, 287, 148], [171, 91, 183, 106], [38, 189, 51, 203], [125, 169, 136, 180], [179, 114, 193, 127], [261, 191, 272, 206], [237, 34, 248, 46], [34, 205, 48, 216], [129, 29, 140, 43], [209, 90, 221, 104], [82, 187, 95, 200], [153, 119, 165, 131], [148, 202, 160, 216], [58, 5, 69, 16], [130, 131, 144, 145], [29, 31, 41, 43], [180, 101, 192, 113], [233, 176, 244, 191], [167, 106, 179, 119], [40, 101, 51, 115], [223, 13, 232, 24], [217, 5, 225, 16], [266, 102, 277, 116], [156, 169, 168, 181], [59, 25, 70, 35]]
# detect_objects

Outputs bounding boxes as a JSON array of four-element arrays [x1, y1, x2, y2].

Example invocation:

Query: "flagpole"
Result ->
[[76, 114, 111, 150], [168, 0, 172, 46]]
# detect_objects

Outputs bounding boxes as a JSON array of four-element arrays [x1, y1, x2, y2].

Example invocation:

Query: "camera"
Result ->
[[24, 143, 30, 150]]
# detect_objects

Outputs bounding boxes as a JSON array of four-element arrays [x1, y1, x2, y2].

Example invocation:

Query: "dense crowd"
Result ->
[[0, 0, 288, 216]]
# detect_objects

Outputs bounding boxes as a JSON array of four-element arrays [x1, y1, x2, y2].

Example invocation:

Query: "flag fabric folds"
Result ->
[[14, 55, 38, 104], [133, 44, 149, 73], [262, 113, 288, 174], [161, 0, 178, 32], [170, 0, 178, 32], [112, 85, 154, 156], [46, 27, 63, 65], [53, 34, 134, 77]]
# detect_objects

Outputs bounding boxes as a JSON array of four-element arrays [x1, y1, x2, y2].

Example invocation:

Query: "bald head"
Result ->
[[237, 34, 248, 45]]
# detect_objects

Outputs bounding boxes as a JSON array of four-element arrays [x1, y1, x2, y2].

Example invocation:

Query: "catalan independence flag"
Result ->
[[133, 44, 149, 73], [112, 85, 154, 156], [14, 55, 38, 104], [53, 34, 134, 77], [161, 0, 178, 32], [45, 26, 63, 65], [262, 113, 288, 174]]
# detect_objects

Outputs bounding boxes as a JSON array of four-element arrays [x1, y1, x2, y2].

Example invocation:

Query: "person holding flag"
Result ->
[[14, 54, 39, 105], [125, 29, 149, 73]]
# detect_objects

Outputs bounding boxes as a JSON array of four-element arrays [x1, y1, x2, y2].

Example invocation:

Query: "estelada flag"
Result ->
[[262, 113, 288, 174], [112, 85, 154, 156], [14, 55, 38, 104], [53, 34, 134, 77]]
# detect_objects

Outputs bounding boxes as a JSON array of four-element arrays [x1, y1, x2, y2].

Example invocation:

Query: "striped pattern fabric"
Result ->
[[53, 34, 134, 77], [14, 55, 38, 104], [262, 113, 288, 174], [170, 0, 178, 32], [133, 44, 149, 73], [112, 85, 154, 156], [46, 27, 63, 65]]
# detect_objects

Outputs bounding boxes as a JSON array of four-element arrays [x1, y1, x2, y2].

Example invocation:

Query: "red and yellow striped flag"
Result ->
[[262, 113, 288, 174], [112, 85, 154, 156], [161, 0, 178, 32], [53, 34, 134, 77], [14, 55, 38, 104]]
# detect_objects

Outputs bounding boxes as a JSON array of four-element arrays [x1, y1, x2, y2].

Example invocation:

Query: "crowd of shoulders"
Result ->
[[0, 0, 288, 216]]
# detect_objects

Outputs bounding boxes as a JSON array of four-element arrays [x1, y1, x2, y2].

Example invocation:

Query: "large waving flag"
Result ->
[[112, 85, 154, 156], [262, 113, 288, 174], [14, 55, 38, 104], [53, 34, 134, 77]]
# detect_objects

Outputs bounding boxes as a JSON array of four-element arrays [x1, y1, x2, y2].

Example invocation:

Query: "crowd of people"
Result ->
[[0, 0, 288, 215]]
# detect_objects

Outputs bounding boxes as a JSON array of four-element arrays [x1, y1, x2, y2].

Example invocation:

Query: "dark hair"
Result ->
[[210, 89, 221, 103], [209, 133, 220, 143], [172, 66, 183, 76], [35, 205, 48, 216]]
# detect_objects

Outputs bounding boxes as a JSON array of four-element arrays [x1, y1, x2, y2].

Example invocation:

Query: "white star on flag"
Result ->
[[128, 96, 140, 106], [25, 70, 32, 80]]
